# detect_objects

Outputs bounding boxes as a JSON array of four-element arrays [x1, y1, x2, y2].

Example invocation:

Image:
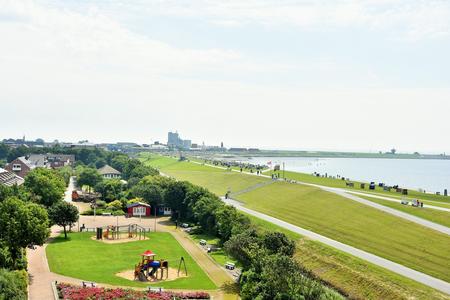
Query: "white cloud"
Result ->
[[117, 0, 450, 40]]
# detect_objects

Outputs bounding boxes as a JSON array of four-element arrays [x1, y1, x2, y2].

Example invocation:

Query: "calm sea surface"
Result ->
[[241, 157, 450, 193]]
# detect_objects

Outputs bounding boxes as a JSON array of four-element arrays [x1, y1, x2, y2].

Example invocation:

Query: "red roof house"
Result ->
[[126, 202, 151, 217]]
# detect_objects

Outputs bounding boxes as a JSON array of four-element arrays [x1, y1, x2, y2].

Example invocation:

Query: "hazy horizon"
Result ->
[[1, 1, 449, 153]]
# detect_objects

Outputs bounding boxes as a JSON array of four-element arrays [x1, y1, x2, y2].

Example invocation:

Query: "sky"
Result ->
[[0, 0, 449, 153]]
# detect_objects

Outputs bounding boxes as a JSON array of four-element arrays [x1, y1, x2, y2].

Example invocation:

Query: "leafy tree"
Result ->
[[224, 229, 261, 268], [95, 158, 107, 169], [131, 178, 164, 207], [240, 254, 332, 300], [192, 196, 221, 233], [0, 143, 10, 161], [24, 168, 66, 207], [128, 165, 158, 180], [77, 167, 102, 192], [262, 231, 295, 257], [57, 166, 72, 185], [0, 197, 50, 268], [215, 205, 250, 242], [94, 179, 123, 202], [48, 202, 79, 239], [110, 155, 129, 172]]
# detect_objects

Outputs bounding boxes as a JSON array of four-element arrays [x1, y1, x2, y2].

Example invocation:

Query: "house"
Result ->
[[4, 156, 35, 178], [0, 168, 24, 186], [46, 154, 75, 168], [126, 202, 151, 217], [98, 165, 121, 179], [156, 206, 172, 216]]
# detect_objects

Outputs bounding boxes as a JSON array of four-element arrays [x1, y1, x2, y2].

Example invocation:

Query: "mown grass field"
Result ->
[[236, 181, 450, 282], [358, 195, 450, 227], [265, 170, 450, 204], [245, 213, 449, 300], [46, 232, 216, 289], [141, 154, 270, 196]]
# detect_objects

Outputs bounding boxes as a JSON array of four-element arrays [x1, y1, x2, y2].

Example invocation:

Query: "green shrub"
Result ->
[[95, 200, 106, 208], [80, 208, 105, 216], [106, 200, 123, 211], [112, 210, 125, 216], [0, 269, 28, 300]]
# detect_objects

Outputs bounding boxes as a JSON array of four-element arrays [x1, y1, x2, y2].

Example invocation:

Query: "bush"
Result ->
[[106, 200, 123, 211], [112, 210, 125, 216], [0, 269, 28, 300], [81, 208, 105, 216], [95, 200, 107, 208]]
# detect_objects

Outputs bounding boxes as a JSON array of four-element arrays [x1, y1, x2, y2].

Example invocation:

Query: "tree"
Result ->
[[77, 167, 102, 192], [24, 168, 66, 207], [0, 197, 50, 268], [390, 148, 396, 154], [262, 231, 295, 257], [224, 229, 261, 268], [131, 179, 164, 207], [94, 179, 123, 202], [192, 196, 221, 233], [215, 206, 250, 242], [48, 202, 79, 239]]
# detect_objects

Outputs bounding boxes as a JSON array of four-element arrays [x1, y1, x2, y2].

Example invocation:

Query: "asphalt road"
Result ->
[[222, 197, 450, 295]]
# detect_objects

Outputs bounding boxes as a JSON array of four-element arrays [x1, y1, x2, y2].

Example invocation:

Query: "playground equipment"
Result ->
[[97, 224, 146, 240], [134, 250, 169, 281]]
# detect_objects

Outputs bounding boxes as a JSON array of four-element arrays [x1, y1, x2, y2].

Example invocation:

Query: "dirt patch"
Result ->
[[116, 267, 188, 282], [90, 235, 149, 244]]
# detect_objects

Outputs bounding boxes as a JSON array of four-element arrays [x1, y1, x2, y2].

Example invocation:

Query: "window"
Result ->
[[12, 164, 21, 171], [133, 206, 146, 216]]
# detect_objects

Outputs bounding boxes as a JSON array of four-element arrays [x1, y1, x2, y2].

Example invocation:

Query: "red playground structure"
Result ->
[[134, 250, 168, 281]]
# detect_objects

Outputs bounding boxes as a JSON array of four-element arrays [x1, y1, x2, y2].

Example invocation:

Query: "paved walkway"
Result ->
[[27, 176, 237, 300], [222, 197, 450, 295], [27, 217, 236, 300]]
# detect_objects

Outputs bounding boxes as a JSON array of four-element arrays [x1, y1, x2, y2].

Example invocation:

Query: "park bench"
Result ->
[[82, 281, 96, 288], [225, 262, 235, 270], [148, 287, 164, 293]]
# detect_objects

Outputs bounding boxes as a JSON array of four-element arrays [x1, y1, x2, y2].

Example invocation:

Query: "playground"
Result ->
[[46, 232, 216, 290], [91, 224, 149, 244]]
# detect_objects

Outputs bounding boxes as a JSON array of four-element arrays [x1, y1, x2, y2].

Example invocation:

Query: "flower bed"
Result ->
[[57, 283, 210, 300]]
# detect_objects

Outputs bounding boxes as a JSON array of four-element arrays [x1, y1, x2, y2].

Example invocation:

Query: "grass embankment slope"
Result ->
[[141, 155, 450, 289], [246, 213, 449, 300], [236, 181, 450, 282], [266, 169, 450, 205], [46, 232, 216, 290], [141, 154, 269, 196]]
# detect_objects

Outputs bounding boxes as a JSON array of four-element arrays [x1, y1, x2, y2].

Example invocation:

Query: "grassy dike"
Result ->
[[140, 154, 450, 299], [265, 169, 450, 204]]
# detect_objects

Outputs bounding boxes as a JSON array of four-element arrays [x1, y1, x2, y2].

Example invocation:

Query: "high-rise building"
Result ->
[[167, 131, 191, 149], [168, 132, 181, 147]]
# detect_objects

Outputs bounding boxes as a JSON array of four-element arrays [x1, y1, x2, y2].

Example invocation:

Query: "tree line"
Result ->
[[130, 171, 343, 299]]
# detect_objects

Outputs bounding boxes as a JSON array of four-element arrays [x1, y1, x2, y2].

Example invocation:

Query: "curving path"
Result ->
[[222, 197, 450, 295]]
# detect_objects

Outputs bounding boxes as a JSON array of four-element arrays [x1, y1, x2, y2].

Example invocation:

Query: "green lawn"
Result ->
[[141, 154, 270, 196], [266, 170, 450, 204], [235, 181, 450, 282], [357, 195, 450, 227], [46, 232, 216, 290], [188, 233, 240, 268], [245, 213, 449, 300]]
